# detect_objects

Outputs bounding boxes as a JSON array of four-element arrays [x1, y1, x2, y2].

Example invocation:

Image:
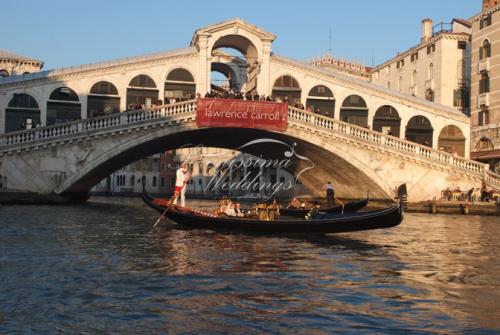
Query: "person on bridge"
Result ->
[[172, 162, 190, 207], [322, 181, 335, 207]]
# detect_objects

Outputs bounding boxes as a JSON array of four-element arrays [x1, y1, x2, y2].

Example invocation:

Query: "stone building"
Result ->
[[0, 49, 43, 78], [470, 0, 500, 172]]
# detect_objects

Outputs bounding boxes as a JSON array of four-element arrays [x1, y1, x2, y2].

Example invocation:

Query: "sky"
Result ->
[[1, 0, 480, 70]]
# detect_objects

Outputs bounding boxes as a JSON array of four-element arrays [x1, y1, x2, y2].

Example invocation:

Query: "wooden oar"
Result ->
[[153, 196, 175, 227]]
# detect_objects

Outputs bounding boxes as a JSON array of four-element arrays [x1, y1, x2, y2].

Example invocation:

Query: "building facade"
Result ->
[[0, 50, 43, 78], [470, 1, 500, 172], [372, 18, 471, 119]]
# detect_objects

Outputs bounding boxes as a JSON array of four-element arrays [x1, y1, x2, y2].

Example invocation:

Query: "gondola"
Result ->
[[142, 192, 403, 234], [279, 197, 368, 218]]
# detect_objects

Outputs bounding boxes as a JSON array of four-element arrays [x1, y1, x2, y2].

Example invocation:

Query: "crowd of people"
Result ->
[[442, 180, 499, 202]]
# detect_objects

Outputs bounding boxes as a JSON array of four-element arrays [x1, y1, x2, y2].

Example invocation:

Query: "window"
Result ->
[[398, 76, 403, 91], [478, 110, 489, 126], [387, 81, 391, 89], [160, 177, 164, 187], [152, 176, 157, 187], [411, 52, 419, 62], [479, 73, 490, 94], [428, 63, 434, 80], [396, 59, 405, 69], [480, 15, 492, 29], [412, 70, 417, 86], [479, 40, 491, 60], [425, 89, 435, 102], [427, 44, 436, 54], [457, 41, 467, 50]]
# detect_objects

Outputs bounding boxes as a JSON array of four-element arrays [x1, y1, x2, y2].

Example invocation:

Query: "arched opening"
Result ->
[[475, 137, 494, 151], [0, 69, 9, 77], [438, 125, 465, 156], [340, 95, 368, 127], [425, 89, 435, 102], [373, 105, 401, 137], [210, 61, 239, 94], [480, 39, 491, 60], [405, 115, 433, 146], [165, 68, 196, 102], [272, 75, 301, 105], [5, 93, 40, 132], [47, 87, 81, 125], [88, 81, 120, 118], [127, 74, 159, 109], [210, 35, 257, 94], [306, 85, 335, 117]]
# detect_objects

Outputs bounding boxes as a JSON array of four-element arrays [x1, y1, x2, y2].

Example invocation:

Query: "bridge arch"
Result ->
[[372, 105, 401, 137], [87, 81, 120, 117], [127, 74, 159, 108], [56, 126, 391, 200], [271, 74, 302, 105], [339, 94, 369, 127], [47, 86, 81, 125], [164, 67, 196, 101], [211, 62, 238, 92], [305, 84, 335, 117], [5, 93, 40, 132], [405, 115, 433, 146], [437, 124, 466, 157]]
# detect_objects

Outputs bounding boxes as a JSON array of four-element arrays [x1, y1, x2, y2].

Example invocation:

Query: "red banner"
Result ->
[[196, 98, 288, 132]]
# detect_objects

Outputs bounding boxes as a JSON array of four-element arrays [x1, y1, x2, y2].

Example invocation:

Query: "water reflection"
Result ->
[[0, 197, 499, 333]]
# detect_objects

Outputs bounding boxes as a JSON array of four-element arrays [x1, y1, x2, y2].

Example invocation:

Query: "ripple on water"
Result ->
[[0, 198, 499, 333]]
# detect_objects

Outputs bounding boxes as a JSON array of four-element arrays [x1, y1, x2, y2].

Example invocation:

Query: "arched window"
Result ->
[[438, 125, 465, 157], [47, 87, 81, 125], [428, 63, 434, 80], [480, 39, 491, 60], [479, 72, 490, 94], [272, 75, 301, 105], [0, 69, 9, 77], [476, 137, 494, 151], [425, 89, 435, 102], [340, 95, 368, 127], [5, 93, 40, 132], [306, 85, 335, 117], [88, 81, 120, 118], [405, 115, 433, 146], [373, 105, 401, 137], [165, 68, 196, 101], [127, 74, 159, 109]]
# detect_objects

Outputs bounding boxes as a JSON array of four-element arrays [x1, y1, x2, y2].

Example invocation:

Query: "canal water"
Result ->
[[1, 197, 499, 334]]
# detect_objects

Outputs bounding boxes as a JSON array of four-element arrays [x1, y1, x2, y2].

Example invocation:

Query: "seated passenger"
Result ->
[[234, 203, 245, 217], [225, 201, 237, 217], [288, 197, 301, 208]]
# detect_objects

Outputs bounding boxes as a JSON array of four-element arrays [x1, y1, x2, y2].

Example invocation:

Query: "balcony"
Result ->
[[478, 93, 490, 107], [478, 58, 490, 73]]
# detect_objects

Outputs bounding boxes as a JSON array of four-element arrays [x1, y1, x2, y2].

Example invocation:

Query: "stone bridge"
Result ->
[[1, 100, 498, 202]]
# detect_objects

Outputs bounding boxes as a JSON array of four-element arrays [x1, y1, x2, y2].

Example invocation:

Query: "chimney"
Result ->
[[421, 18, 433, 42]]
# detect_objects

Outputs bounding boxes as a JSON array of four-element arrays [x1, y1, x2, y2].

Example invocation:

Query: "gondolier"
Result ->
[[173, 162, 190, 207], [322, 181, 335, 207]]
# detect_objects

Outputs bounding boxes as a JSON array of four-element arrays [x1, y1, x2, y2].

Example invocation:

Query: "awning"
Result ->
[[471, 149, 500, 161]]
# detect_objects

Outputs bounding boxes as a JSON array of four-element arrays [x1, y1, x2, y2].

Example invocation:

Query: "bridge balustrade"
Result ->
[[1, 99, 500, 189]]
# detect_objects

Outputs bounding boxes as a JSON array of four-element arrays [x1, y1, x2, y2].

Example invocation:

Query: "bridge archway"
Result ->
[[211, 62, 238, 92], [272, 75, 301, 105], [57, 127, 391, 200], [438, 125, 465, 157], [88, 81, 120, 117], [165, 68, 196, 102], [210, 35, 258, 94], [127, 74, 159, 108], [373, 105, 401, 137], [306, 85, 335, 117], [47, 87, 81, 125], [5, 93, 40, 132], [340, 95, 368, 127], [405, 115, 433, 146]]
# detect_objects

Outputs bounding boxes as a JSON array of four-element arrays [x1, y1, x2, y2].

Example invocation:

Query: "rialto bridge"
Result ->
[[0, 18, 497, 202]]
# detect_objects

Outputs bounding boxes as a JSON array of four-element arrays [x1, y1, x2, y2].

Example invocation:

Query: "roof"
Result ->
[[271, 54, 468, 120], [471, 149, 500, 160], [0, 49, 43, 64], [0, 47, 197, 86], [453, 18, 472, 28]]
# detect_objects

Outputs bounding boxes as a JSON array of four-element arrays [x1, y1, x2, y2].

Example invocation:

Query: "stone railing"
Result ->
[[0, 100, 197, 148], [287, 105, 500, 185], [2, 98, 500, 188]]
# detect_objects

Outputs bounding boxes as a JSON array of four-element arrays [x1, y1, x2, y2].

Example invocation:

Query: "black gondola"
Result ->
[[142, 192, 403, 234], [280, 197, 368, 218]]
